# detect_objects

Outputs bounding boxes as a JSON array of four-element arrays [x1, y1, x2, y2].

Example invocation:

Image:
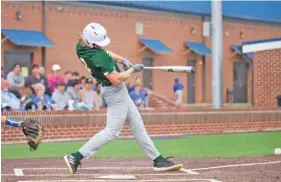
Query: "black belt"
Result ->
[[101, 82, 112, 87]]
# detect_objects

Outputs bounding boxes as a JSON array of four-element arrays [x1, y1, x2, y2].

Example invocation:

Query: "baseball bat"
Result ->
[[143, 66, 194, 73]]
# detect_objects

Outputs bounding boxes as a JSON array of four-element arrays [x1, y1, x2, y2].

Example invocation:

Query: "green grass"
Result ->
[[2, 132, 280, 160]]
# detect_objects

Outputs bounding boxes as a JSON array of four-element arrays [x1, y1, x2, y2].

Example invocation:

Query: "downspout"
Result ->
[[42, 0, 47, 72], [202, 16, 207, 103], [251, 59, 254, 106]]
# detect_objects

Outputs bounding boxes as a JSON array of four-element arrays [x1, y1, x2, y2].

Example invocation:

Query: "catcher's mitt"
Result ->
[[20, 118, 44, 151]]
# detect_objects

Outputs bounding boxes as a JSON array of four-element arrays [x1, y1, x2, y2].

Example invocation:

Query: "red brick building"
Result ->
[[242, 38, 281, 107], [1, 1, 281, 106]]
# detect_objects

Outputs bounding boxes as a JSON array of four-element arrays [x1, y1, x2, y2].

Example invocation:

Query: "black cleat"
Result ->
[[64, 153, 80, 174], [153, 157, 183, 172]]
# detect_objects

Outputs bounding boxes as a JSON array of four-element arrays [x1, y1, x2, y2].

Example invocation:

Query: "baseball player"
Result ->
[[1, 116, 44, 150], [64, 23, 183, 174]]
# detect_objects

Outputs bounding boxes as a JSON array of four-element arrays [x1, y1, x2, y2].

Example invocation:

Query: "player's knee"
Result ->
[[104, 127, 121, 138]]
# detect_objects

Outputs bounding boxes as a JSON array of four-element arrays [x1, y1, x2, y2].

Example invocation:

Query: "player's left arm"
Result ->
[[106, 50, 134, 70], [1, 116, 44, 151], [106, 50, 124, 63], [1, 116, 22, 127]]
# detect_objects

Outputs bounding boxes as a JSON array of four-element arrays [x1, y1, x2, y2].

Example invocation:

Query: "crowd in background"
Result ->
[[1, 63, 151, 111]]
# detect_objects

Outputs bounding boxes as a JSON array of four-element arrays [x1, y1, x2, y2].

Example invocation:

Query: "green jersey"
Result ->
[[76, 42, 121, 86]]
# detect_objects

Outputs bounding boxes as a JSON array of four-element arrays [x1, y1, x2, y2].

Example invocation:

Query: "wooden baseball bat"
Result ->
[[143, 66, 194, 73]]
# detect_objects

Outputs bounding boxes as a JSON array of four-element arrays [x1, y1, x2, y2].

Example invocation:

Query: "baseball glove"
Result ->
[[20, 118, 44, 151]]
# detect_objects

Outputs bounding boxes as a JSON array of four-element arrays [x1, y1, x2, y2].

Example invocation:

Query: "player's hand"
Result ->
[[122, 58, 134, 71], [133, 64, 144, 72], [20, 118, 44, 151]]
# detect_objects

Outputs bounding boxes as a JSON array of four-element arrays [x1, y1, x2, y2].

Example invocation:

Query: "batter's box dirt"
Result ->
[[2, 156, 281, 182]]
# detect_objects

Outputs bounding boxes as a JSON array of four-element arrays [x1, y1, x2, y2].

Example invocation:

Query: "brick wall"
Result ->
[[2, 1, 281, 104], [253, 49, 281, 107], [2, 109, 281, 143]]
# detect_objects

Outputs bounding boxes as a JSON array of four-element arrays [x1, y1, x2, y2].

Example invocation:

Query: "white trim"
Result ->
[[242, 40, 281, 53]]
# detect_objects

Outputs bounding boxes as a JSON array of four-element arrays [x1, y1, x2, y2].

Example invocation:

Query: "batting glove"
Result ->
[[133, 64, 144, 72], [122, 58, 134, 71]]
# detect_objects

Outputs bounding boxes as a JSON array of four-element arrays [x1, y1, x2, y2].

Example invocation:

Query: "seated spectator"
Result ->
[[39, 65, 45, 76], [1, 78, 20, 111], [7, 63, 25, 91], [66, 71, 80, 89], [130, 82, 147, 109], [64, 70, 72, 81], [52, 82, 69, 110], [80, 78, 99, 110], [48, 64, 66, 93], [65, 71, 72, 88], [33, 83, 55, 111], [72, 72, 80, 80], [66, 79, 81, 107], [173, 78, 184, 108], [80, 76, 86, 90], [20, 87, 37, 111], [25, 64, 51, 95], [1, 66, 6, 79]]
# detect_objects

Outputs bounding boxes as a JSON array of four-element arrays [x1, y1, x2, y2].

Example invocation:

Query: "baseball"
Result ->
[[273, 148, 281, 155]]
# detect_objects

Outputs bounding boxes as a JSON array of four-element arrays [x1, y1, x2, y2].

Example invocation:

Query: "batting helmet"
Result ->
[[82, 23, 111, 48]]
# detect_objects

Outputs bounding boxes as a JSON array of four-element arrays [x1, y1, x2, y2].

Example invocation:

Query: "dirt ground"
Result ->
[[2, 156, 281, 182]]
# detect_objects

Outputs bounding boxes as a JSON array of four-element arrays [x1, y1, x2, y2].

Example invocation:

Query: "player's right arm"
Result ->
[[95, 50, 143, 86], [105, 68, 134, 86]]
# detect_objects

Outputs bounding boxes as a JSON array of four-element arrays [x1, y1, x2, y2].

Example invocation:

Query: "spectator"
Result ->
[[25, 64, 51, 95], [129, 77, 149, 108], [65, 71, 72, 81], [52, 82, 69, 110], [173, 78, 184, 108], [72, 72, 80, 80], [65, 71, 72, 88], [39, 66, 45, 76], [80, 76, 86, 90], [1, 66, 6, 79], [66, 79, 81, 107], [1, 78, 20, 111], [80, 78, 99, 110], [47, 64, 66, 93], [130, 82, 147, 109], [7, 63, 25, 91], [66, 71, 80, 88], [33, 83, 55, 111], [20, 87, 37, 111]]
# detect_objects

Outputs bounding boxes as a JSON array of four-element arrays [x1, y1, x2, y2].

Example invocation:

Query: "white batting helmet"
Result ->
[[82, 23, 110, 48]]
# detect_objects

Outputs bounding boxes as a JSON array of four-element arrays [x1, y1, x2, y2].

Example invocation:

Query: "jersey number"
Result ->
[[79, 58, 92, 74]]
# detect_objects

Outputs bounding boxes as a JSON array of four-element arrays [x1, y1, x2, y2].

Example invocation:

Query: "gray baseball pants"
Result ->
[[79, 82, 160, 160]]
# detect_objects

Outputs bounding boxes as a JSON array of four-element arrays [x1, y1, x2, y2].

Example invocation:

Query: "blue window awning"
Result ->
[[231, 44, 252, 59], [139, 38, 173, 53], [2, 29, 55, 47], [184, 41, 211, 56]]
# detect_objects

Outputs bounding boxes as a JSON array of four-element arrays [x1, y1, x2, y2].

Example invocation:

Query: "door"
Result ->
[[4, 51, 33, 76], [143, 58, 153, 89], [233, 60, 248, 103], [187, 59, 196, 104]]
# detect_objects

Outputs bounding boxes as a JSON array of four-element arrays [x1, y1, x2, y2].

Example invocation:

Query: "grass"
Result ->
[[2, 132, 280, 160]]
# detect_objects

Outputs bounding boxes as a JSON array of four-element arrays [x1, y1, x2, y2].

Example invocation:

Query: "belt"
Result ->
[[101, 82, 112, 87]]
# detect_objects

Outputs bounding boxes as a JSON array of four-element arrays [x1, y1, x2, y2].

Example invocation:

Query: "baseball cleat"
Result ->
[[153, 157, 183, 172], [64, 153, 80, 175]]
